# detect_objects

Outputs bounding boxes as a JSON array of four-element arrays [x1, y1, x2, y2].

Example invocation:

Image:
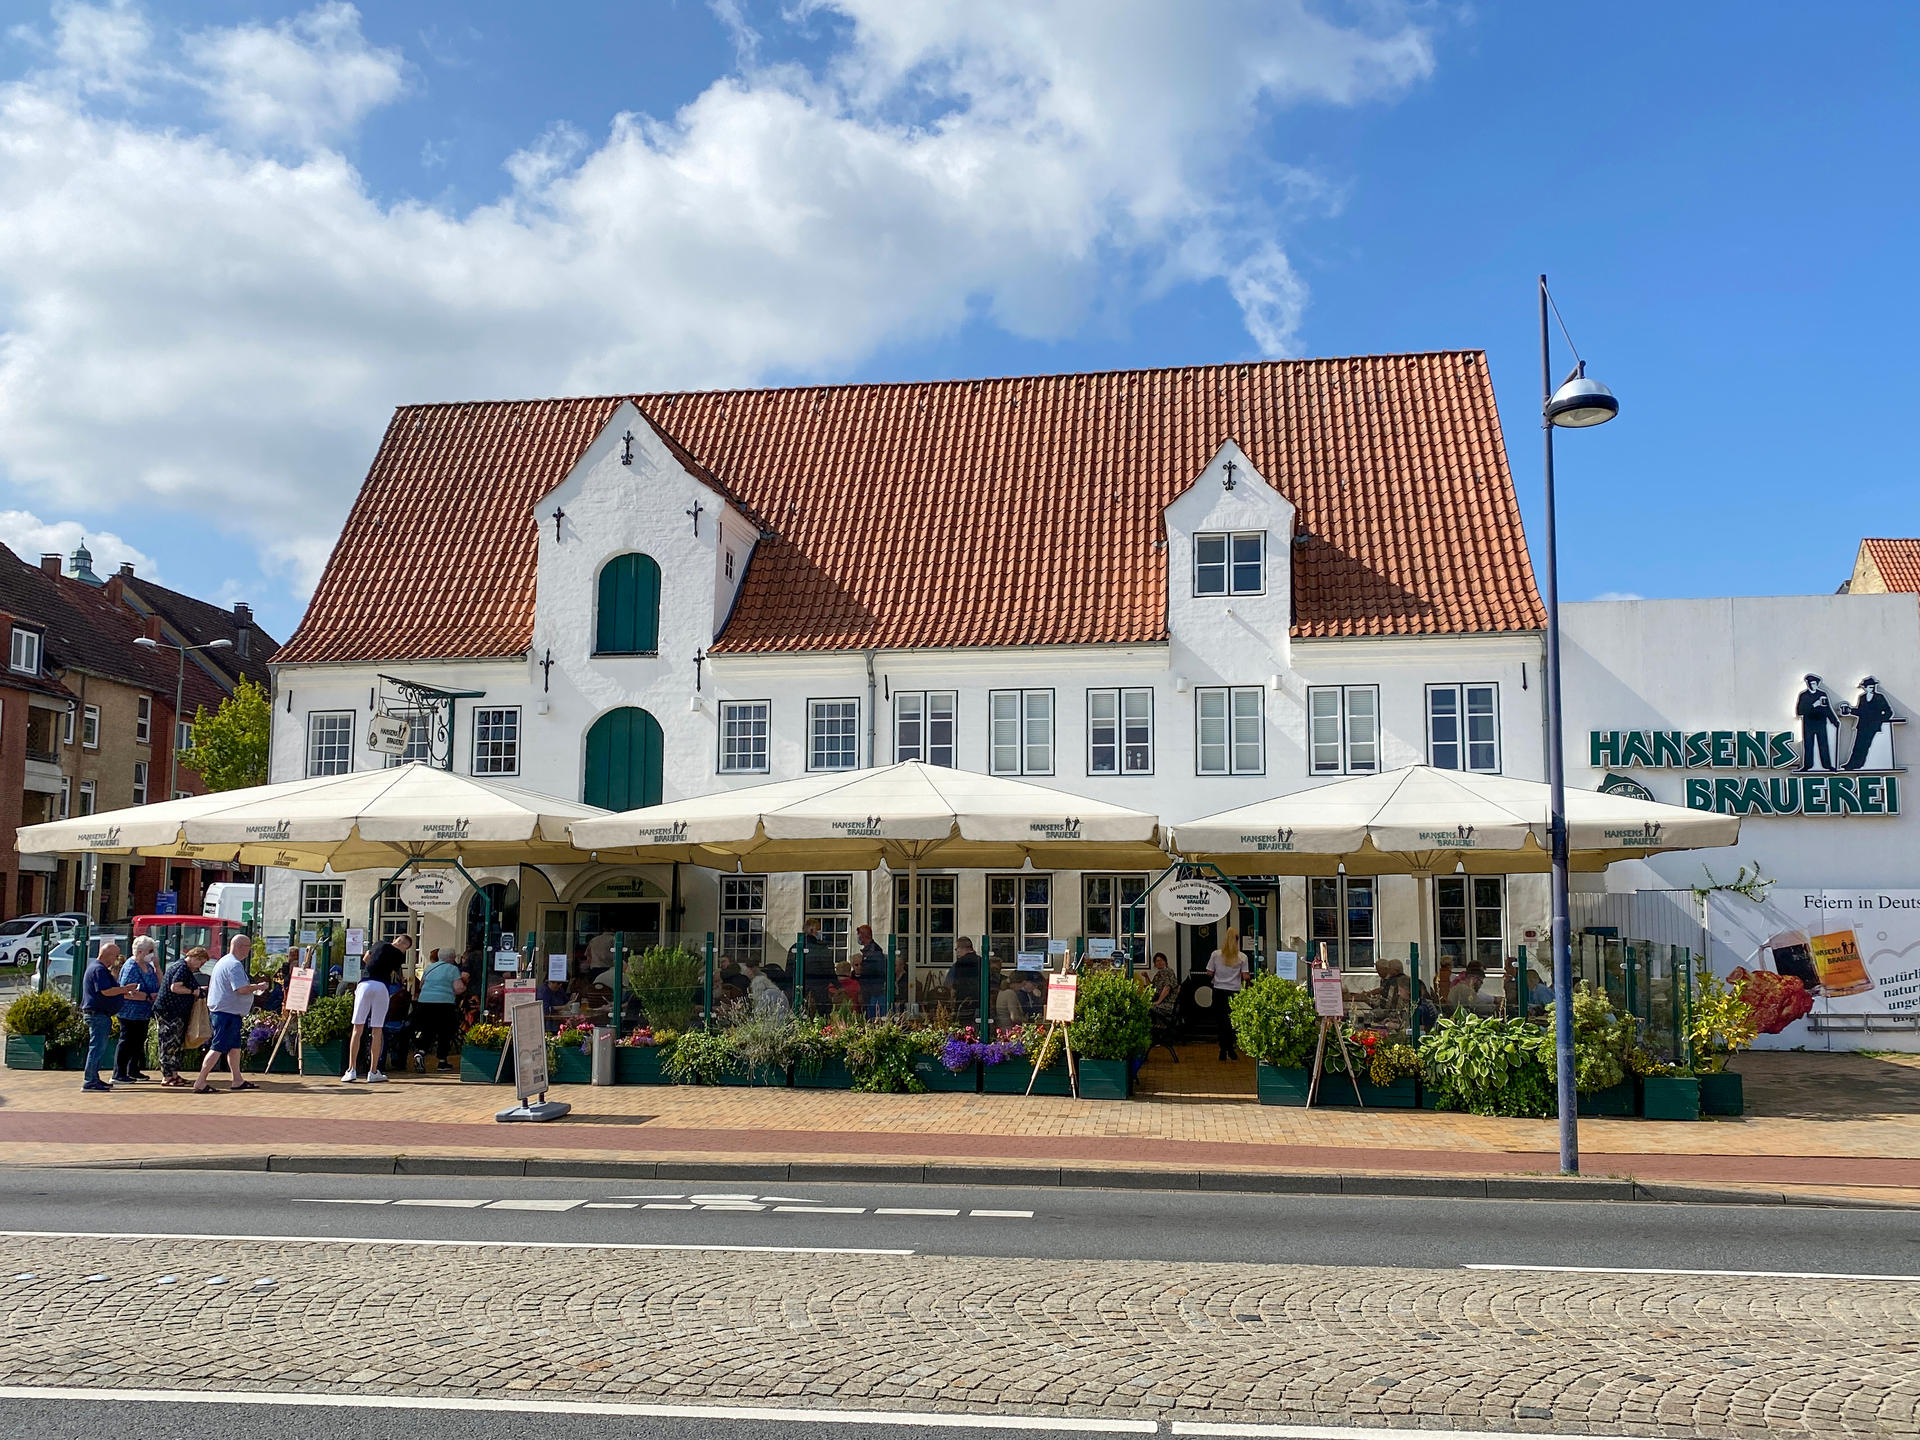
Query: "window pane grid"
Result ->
[[808, 699, 859, 771], [1197, 687, 1261, 774], [720, 876, 766, 967], [472, 707, 520, 775], [307, 711, 354, 777], [990, 690, 1052, 775], [719, 701, 770, 773]]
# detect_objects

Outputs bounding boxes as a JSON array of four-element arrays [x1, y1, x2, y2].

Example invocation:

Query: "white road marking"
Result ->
[[695, 1202, 766, 1211], [0, 1387, 1153, 1432], [756, 1196, 821, 1204], [1174, 1425, 1648, 1439], [483, 1199, 583, 1212], [582, 1202, 637, 1210], [875, 1207, 960, 1217], [775, 1205, 865, 1214], [643, 1203, 696, 1210], [688, 1193, 757, 1201], [970, 1209, 1034, 1219], [610, 1194, 685, 1200], [392, 1199, 488, 1209], [290, 1198, 388, 1206], [0, 1229, 912, 1257], [1465, 1262, 1920, 1283]]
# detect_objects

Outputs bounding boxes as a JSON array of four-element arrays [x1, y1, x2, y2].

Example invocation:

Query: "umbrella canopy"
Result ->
[[1169, 765, 1739, 876], [15, 764, 609, 873], [569, 760, 1168, 870]]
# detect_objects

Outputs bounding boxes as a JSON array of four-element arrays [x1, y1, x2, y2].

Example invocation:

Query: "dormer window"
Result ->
[[1194, 532, 1265, 596], [8, 625, 42, 676], [724, 549, 735, 582]]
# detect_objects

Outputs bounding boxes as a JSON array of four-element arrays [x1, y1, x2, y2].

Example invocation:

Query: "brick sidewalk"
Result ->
[[5, 1050, 1920, 1197]]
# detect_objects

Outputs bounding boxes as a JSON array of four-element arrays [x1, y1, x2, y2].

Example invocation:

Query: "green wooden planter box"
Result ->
[[1576, 1081, 1637, 1117], [461, 1045, 512, 1084], [551, 1047, 594, 1085], [257, 1037, 337, 1076], [1319, 1074, 1418, 1108], [1255, 1063, 1310, 1106], [1077, 1056, 1136, 1101], [912, 1055, 978, 1093], [1640, 1075, 1701, 1121], [982, 1057, 1071, 1096], [718, 1061, 789, 1088], [614, 1046, 670, 1085], [1697, 1071, 1743, 1116], [793, 1057, 855, 1089], [5, 1035, 64, 1070]]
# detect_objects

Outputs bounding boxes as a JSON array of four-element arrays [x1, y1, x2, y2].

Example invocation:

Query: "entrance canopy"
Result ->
[[16, 764, 608, 873], [568, 760, 1168, 871], [1169, 765, 1740, 876]]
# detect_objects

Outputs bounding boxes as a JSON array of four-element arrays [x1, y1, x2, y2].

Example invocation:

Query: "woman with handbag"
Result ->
[[156, 945, 211, 1088]]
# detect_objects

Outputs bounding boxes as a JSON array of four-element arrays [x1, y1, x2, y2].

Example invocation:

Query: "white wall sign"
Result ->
[[366, 712, 409, 757], [1156, 879, 1233, 926], [398, 871, 460, 911]]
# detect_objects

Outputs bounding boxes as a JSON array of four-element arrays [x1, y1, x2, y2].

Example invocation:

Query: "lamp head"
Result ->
[[205, 639, 233, 650], [1546, 362, 1618, 428], [133, 636, 158, 648]]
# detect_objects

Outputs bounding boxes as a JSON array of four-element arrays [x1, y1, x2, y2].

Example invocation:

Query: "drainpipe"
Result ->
[[865, 650, 878, 768]]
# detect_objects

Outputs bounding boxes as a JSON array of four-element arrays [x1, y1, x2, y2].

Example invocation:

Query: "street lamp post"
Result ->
[[133, 635, 233, 799], [1538, 274, 1620, 1176]]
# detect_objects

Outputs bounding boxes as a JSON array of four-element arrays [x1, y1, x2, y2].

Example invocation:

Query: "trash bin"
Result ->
[[591, 1025, 614, 1086]]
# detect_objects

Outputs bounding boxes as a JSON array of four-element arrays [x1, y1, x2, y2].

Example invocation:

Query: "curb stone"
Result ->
[[28, 1153, 1920, 1207]]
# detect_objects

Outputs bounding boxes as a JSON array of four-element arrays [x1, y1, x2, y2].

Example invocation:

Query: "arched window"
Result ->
[[595, 553, 661, 655], [583, 707, 664, 811]]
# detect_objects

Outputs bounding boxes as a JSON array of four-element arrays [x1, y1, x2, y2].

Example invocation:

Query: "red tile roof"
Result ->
[[1862, 538, 1920, 594], [277, 353, 1544, 664]]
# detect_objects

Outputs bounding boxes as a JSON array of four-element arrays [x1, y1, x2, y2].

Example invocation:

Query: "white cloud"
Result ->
[[0, 1, 1435, 596], [0, 508, 155, 577], [1588, 591, 1646, 603]]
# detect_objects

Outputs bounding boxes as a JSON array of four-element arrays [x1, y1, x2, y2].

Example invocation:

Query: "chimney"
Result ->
[[118, 562, 135, 577], [104, 571, 125, 604], [140, 614, 162, 645], [233, 602, 252, 624], [39, 554, 61, 576], [233, 602, 253, 660]]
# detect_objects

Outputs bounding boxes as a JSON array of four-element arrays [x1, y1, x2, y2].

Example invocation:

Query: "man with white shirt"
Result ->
[[193, 934, 269, 1094]]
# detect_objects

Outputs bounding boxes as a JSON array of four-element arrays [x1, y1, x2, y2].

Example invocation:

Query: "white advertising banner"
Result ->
[[1708, 888, 1920, 1046]]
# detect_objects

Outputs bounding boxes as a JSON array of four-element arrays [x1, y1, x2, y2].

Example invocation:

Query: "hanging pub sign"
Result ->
[[366, 712, 409, 757], [397, 871, 460, 911], [1588, 672, 1904, 816], [1156, 879, 1233, 925]]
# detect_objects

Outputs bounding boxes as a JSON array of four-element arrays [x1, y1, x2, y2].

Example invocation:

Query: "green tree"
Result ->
[[178, 676, 271, 791]]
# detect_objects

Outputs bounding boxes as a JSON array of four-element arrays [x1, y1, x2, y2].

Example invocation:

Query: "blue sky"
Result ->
[[0, 2, 1914, 642]]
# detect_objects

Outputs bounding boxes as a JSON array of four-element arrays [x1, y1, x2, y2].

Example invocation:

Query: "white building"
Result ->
[[269, 355, 1550, 995]]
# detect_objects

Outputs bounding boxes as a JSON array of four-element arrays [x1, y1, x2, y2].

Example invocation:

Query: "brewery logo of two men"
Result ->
[[1793, 674, 1902, 772]]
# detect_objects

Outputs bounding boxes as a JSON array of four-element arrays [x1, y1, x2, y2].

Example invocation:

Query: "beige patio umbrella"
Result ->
[[1169, 765, 1739, 978], [569, 760, 1169, 984], [16, 763, 608, 872]]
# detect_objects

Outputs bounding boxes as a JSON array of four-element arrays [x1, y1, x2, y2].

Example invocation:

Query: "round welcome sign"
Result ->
[[397, 870, 461, 911], [1156, 879, 1233, 926]]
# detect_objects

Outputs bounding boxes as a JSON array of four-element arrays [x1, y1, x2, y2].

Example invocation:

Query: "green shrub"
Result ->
[[844, 1016, 926, 1093], [1417, 1013, 1555, 1117], [1688, 968, 1758, 1075], [5, 990, 79, 1040], [1228, 977, 1317, 1069], [664, 1028, 736, 1085], [1546, 983, 1635, 1093], [301, 994, 352, 1046], [1067, 968, 1151, 1061], [725, 1011, 797, 1076], [626, 945, 703, 1034]]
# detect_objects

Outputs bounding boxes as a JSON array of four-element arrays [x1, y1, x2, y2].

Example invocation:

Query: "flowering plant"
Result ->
[[619, 1026, 674, 1048], [938, 1024, 1033, 1071], [243, 1012, 284, 1057], [553, 1020, 594, 1053]]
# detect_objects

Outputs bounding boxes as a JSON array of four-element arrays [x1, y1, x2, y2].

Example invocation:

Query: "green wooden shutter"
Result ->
[[595, 554, 661, 655], [583, 707, 664, 810]]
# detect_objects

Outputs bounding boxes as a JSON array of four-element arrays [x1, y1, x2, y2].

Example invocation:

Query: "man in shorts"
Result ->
[[193, 935, 269, 1094], [343, 937, 408, 1083]]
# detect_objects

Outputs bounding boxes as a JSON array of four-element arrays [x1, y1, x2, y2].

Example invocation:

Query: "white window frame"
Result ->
[[1193, 531, 1266, 597], [471, 706, 521, 776], [300, 880, 345, 918], [77, 779, 96, 816], [893, 690, 957, 767], [719, 875, 766, 968], [989, 689, 1054, 776], [988, 873, 1053, 961], [804, 874, 854, 964], [305, 710, 355, 777], [1087, 687, 1154, 776], [59, 776, 71, 819], [1307, 684, 1380, 776], [62, 705, 74, 746], [1426, 683, 1501, 774], [718, 700, 771, 774], [81, 704, 100, 750], [1195, 686, 1265, 776], [177, 720, 194, 753], [807, 698, 861, 772], [1435, 875, 1507, 973], [132, 760, 148, 805], [135, 695, 152, 745], [8, 626, 41, 676]]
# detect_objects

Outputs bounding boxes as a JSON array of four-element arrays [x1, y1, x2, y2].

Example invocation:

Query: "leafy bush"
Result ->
[[553, 1020, 594, 1054], [1228, 977, 1318, 1069], [844, 1016, 927, 1093], [664, 1028, 735, 1085], [5, 990, 79, 1040], [1367, 1040, 1420, 1088], [1546, 983, 1635, 1093], [1066, 969, 1150, 1061], [626, 945, 703, 1033], [789, 1014, 850, 1074], [462, 1021, 511, 1051], [1688, 968, 1758, 1074], [1417, 1013, 1555, 1117], [302, 994, 352, 1046], [725, 1011, 798, 1076]]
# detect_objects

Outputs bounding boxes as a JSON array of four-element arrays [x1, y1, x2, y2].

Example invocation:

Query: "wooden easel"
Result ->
[[1026, 965, 1081, 1097], [262, 964, 315, 1078], [1305, 945, 1365, 1108]]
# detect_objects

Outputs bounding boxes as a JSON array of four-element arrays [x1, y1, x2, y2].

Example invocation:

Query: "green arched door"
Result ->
[[583, 707, 664, 810]]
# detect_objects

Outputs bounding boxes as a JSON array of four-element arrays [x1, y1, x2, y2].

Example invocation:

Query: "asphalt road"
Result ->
[[3, 1166, 1917, 1274]]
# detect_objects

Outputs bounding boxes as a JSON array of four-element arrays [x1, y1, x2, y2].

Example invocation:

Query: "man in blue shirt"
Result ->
[[193, 935, 270, 1094], [79, 941, 137, 1093]]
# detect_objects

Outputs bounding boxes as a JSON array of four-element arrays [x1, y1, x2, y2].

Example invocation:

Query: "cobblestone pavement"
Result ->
[[3, 1234, 1917, 1436]]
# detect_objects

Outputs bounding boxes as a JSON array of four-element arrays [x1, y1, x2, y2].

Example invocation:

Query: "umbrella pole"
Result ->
[[909, 857, 918, 1017]]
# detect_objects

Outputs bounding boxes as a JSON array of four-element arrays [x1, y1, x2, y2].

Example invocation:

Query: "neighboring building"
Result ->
[[271, 354, 1550, 988], [1844, 538, 1920, 598], [106, 561, 278, 695], [0, 606, 77, 917], [0, 546, 237, 922]]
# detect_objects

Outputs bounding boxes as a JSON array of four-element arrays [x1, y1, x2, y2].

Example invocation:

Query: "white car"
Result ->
[[0, 915, 79, 969], [37, 935, 130, 991]]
